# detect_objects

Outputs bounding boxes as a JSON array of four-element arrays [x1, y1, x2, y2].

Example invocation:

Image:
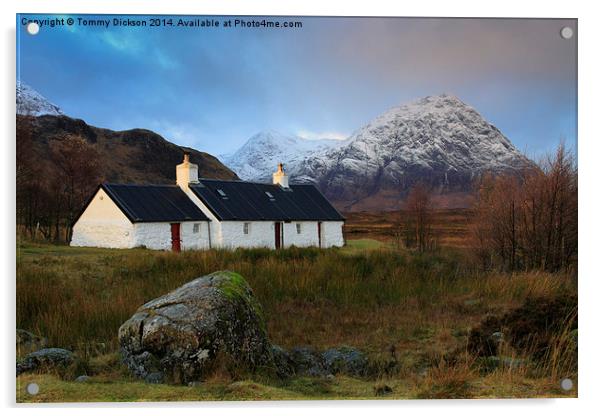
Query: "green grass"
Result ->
[[16, 372, 575, 402], [15, 239, 577, 402], [16, 374, 306, 402]]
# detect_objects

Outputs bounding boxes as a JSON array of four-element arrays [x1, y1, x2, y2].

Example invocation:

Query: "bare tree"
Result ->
[[402, 182, 435, 252], [471, 143, 577, 272], [16, 117, 51, 240], [50, 135, 102, 241]]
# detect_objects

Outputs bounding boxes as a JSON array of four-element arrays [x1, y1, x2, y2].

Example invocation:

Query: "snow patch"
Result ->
[[17, 82, 64, 117]]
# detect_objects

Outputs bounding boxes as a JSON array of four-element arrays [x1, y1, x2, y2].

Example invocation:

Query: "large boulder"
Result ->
[[17, 348, 74, 376], [118, 271, 273, 384]]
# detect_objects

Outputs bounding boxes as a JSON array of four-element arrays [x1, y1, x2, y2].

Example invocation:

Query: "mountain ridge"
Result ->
[[224, 94, 533, 210], [16, 83, 238, 185], [220, 130, 343, 182], [17, 81, 64, 117], [18, 114, 239, 185]]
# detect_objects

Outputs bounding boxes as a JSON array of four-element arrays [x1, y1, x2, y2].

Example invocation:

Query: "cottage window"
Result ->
[[296, 223, 302, 234], [193, 223, 200, 234], [243, 222, 250, 235]]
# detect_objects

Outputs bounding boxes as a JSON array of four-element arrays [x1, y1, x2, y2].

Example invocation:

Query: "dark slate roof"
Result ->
[[99, 183, 210, 223], [189, 179, 345, 221]]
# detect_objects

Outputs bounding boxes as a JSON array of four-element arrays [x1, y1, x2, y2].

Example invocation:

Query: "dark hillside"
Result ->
[[17, 114, 238, 184]]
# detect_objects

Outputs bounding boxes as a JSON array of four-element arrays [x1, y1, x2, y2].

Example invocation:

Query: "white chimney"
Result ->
[[176, 152, 199, 189], [272, 163, 289, 188]]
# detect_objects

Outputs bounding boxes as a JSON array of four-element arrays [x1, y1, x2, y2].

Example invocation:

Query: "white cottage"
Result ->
[[71, 154, 345, 251]]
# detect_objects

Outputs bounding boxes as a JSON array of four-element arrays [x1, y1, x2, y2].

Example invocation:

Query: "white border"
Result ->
[[2, 1, 600, 415]]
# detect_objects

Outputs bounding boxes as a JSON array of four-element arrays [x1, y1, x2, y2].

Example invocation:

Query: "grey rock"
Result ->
[[75, 375, 90, 383], [16, 329, 47, 355], [271, 344, 295, 378], [145, 372, 164, 384], [288, 346, 328, 377], [17, 348, 74, 376], [276, 345, 370, 378], [119, 271, 272, 384], [322, 346, 368, 377]]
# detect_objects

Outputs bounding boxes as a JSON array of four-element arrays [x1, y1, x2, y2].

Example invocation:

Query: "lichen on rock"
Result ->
[[118, 270, 273, 384], [322, 346, 368, 377], [17, 348, 74, 376]]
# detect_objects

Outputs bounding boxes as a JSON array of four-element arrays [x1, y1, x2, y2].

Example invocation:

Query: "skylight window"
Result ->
[[217, 189, 227, 197], [265, 191, 275, 199]]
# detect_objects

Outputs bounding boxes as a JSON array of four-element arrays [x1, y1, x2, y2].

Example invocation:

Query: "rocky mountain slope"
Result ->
[[296, 94, 532, 210], [220, 130, 341, 182], [225, 94, 533, 211], [17, 82, 64, 117]]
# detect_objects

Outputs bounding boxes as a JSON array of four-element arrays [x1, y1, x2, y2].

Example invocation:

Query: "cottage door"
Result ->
[[274, 222, 281, 249], [170, 223, 181, 252]]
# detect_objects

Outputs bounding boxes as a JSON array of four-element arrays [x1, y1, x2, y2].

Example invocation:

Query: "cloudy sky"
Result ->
[[17, 15, 577, 157]]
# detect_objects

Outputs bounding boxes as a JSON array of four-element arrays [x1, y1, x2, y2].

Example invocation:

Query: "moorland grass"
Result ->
[[15, 240, 577, 401]]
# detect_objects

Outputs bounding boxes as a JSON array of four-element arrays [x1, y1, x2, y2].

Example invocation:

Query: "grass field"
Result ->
[[16, 239, 577, 402], [343, 209, 474, 247]]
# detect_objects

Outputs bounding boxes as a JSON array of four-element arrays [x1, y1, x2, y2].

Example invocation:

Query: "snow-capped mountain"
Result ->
[[17, 82, 64, 116], [293, 94, 532, 210], [220, 130, 342, 182], [223, 94, 533, 210]]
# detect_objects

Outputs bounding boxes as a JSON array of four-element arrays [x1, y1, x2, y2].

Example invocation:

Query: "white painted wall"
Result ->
[[132, 223, 170, 250], [218, 220, 344, 249], [322, 221, 345, 248], [71, 188, 135, 248], [282, 221, 319, 248], [219, 221, 275, 249], [133, 221, 210, 250], [180, 222, 211, 250]]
